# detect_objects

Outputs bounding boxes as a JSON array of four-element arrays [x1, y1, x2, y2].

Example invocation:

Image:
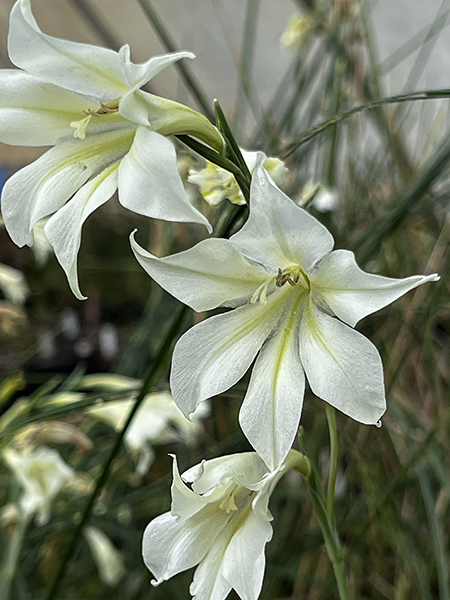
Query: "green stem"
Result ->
[[136, 0, 214, 121], [325, 403, 338, 525], [0, 513, 30, 600], [299, 429, 351, 600]]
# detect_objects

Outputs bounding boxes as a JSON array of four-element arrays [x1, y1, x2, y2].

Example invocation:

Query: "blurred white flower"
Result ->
[[280, 13, 315, 51], [84, 526, 125, 587], [0, 0, 221, 299], [0, 263, 29, 305], [89, 391, 209, 476], [299, 181, 340, 212], [3, 445, 74, 525], [143, 450, 308, 600], [131, 154, 439, 470], [31, 218, 53, 267], [188, 150, 288, 206]]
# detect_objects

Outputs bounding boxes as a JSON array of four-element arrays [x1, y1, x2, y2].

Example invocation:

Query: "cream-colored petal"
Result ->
[[130, 234, 269, 312], [8, 0, 128, 99], [44, 162, 119, 300], [299, 300, 386, 424], [312, 249, 440, 327]]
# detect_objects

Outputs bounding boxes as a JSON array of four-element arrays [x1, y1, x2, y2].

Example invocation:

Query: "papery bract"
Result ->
[[143, 450, 307, 600], [131, 154, 439, 470], [0, 0, 222, 299]]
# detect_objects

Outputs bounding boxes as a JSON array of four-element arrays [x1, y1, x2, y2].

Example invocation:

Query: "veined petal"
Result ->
[[230, 155, 334, 272], [118, 127, 212, 232], [0, 70, 98, 146], [299, 300, 386, 424], [130, 234, 269, 312], [8, 0, 128, 99], [222, 511, 272, 600], [1, 127, 135, 247], [312, 249, 440, 327], [170, 291, 288, 418], [119, 45, 194, 90], [239, 289, 306, 470], [44, 162, 119, 300], [189, 525, 233, 600], [142, 504, 228, 586]]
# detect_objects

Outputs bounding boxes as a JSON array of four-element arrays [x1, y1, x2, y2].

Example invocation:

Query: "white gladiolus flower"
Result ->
[[3, 445, 74, 525], [84, 526, 126, 587], [0, 0, 221, 300], [131, 154, 439, 470], [89, 391, 209, 476], [143, 450, 308, 600], [188, 150, 288, 206]]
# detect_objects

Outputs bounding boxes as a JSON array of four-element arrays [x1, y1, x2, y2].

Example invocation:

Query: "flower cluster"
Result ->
[[0, 3, 440, 599]]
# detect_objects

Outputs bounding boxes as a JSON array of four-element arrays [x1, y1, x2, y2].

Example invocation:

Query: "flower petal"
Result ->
[[230, 154, 334, 272], [0, 70, 99, 146], [8, 0, 127, 99], [119, 45, 194, 90], [142, 504, 228, 586], [170, 293, 286, 417], [189, 525, 233, 600], [312, 249, 440, 327], [44, 162, 119, 300], [222, 511, 272, 600], [182, 453, 267, 495], [130, 234, 269, 312], [1, 127, 135, 247], [118, 127, 212, 232], [239, 290, 306, 470], [299, 300, 386, 424]]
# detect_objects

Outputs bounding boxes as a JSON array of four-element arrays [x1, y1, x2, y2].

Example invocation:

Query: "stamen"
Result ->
[[251, 279, 273, 304], [275, 265, 310, 289]]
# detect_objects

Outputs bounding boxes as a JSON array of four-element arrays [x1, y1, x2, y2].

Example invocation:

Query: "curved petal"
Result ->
[[130, 233, 269, 312], [312, 249, 440, 327], [1, 127, 135, 247], [142, 504, 228, 586], [189, 525, 232, 600], [118, 127, 212, 232], [44, 162, 119, 300], [170, 292, 288, 417], [0, 70, 98, 146], [299, 300, 386, 424], [8, 0, 128, 99], [230, 155, 334, 272], [239, 290, 306, 470], [182, 453, 267, 495], [119, 45, 194, 90], [222, 511, 272, 600]]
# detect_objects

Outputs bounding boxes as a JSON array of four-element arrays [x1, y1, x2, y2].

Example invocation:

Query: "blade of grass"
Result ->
[[136, 0, 214, 121]]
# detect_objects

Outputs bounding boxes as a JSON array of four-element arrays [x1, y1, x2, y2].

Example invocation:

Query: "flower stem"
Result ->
[[325, 403, 338, 525], [299, 428, 351, 600], [0, 513, 30, 600]]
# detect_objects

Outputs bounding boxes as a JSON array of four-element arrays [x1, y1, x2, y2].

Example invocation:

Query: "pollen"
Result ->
[[276, 265, 309, 289]]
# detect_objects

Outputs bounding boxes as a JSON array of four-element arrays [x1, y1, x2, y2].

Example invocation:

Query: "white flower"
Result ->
[[84, 526, 125, 587], [188, 150, 288, 206], [89, 391, 209, 476], [0, 263, 29, 305], [143, 450, 308, 600], [3, 445, 74, 525], [0, 0, 221, 299], [131, 154, 439, 470], [299, 181, 340, 212]]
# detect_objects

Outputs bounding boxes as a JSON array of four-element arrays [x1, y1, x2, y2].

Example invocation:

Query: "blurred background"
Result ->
[[0, 0, 449, 599]]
